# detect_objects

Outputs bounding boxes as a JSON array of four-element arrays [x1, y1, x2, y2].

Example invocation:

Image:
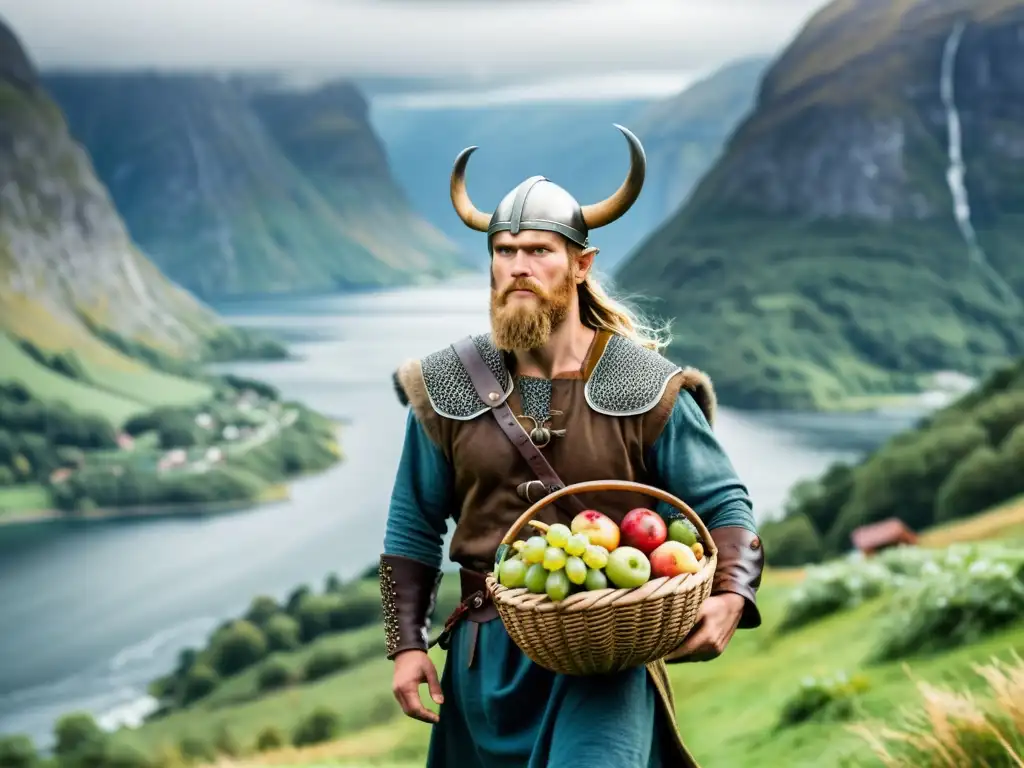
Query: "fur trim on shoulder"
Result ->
[[393, 358, 426, 411], [678, 366, 717, 427]]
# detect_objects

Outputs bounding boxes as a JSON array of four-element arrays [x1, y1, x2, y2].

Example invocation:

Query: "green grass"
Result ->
[[110, 562, 1024, 768], [77, 356, 212, 410], [0, 484, 52, 513], [0, 333, 149, 424]]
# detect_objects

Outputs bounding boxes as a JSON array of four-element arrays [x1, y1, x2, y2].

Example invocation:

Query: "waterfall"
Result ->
[[939, 20, 1020, 310]]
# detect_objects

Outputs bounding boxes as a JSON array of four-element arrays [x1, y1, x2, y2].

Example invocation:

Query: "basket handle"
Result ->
[[493, 479, 717, 572]]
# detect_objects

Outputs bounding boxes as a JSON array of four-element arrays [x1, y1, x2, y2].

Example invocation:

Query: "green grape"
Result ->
[[545, 523, 571, 548], [543, 546, 568, 571]]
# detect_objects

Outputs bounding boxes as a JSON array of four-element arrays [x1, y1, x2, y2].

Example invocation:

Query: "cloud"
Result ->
[[372, 71, 703, 109], [2, 0, 830, 86]]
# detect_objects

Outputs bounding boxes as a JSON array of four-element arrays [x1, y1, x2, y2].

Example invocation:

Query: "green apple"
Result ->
[[524, 563, 548, 594], [605, 546, 651, 588], [546, 569, 571, 601], [584, 568, 608, 591], [564, 556, 588, 585], [498, 558, 527, 588], [543, 546, 568, 571], [668, 519, 698, 547]]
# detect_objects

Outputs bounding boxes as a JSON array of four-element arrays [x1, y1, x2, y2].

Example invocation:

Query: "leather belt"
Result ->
[[430, 568, 497, 668]]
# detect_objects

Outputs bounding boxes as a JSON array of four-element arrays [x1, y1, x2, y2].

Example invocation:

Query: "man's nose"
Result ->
[[509, 250, 532, 276]]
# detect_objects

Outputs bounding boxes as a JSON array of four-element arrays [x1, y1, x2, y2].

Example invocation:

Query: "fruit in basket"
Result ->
[[522, 536, 548, 564], [605, 546, 651, 588], [524, 563, 548, 594], [564, 556, 588, 585], [584, 567, 608, 591], [498, 557, 527, 587], [692, 542, 704, 560], [571, 509, 620, 551], [668, 518, 698, 547], [546, 569, 572, 601], [620, 508, 667, 555], [565, 533, 589, 557], [650, 540, 700, 578], [543, 546, 568, 571], [582, 543, 609, 570], [545, 523, 572, 548]]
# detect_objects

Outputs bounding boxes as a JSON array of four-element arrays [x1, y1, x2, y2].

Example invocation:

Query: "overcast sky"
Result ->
[[1, 0, 831, 105]]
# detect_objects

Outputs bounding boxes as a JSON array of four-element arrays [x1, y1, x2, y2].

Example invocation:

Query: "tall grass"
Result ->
[[849, 653, 1024, 767]]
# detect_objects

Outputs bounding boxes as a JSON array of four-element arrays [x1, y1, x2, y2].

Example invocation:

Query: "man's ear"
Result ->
[[575, 246, 599, 283]]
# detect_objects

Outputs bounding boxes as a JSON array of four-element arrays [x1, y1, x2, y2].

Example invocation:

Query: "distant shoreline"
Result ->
[[0, 484, 292, 529]]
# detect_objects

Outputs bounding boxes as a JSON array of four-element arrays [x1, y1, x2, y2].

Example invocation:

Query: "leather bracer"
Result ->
[[709, 526, 764, 629], [378, 554, 443, 660]]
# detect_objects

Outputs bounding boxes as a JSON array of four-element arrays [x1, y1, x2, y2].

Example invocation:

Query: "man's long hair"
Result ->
[[571, 244, 672, 352]]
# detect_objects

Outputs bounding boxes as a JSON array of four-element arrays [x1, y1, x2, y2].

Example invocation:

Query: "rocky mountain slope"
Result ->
[[42, 74, 466, 301], [616, 0, 1024, 410], [370, 56, 768, 270], [0, 19, 224, 362]]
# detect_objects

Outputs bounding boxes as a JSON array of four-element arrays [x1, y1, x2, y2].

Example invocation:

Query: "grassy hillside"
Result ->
[[15, 518, 1020, 768], [761, 356, 1024, 565]]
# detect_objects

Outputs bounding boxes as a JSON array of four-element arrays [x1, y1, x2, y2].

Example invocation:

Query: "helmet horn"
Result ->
[[580, 124, 646, 229], [450, 146, 491, 232]]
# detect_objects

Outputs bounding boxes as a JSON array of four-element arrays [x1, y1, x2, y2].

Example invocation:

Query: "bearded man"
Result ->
[[380, 125, 763, 767]]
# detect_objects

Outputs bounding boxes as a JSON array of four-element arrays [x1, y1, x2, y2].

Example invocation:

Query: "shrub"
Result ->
[[100, 742, 152, 768], [209, 620, 268, 676], [257, 658, 295, 692], [244, 596, 280, 627], [176, 736, 215, 764], [0, 734, 39, 768], [180, 663, 219, 705], [777, 672, 869, 728], [760, 513, 824, 567], [291, 707, 340, 747], [777, 555, 893, 632], [304, 648, 350, 681], [849, 653, 1024, 767], [869, 545, 1024, 662], [264, 613, 302, 652], [254, 727, 285, 752]]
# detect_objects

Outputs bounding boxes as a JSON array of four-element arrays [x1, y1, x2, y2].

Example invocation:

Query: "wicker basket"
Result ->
[[485, 479, 717, 676]]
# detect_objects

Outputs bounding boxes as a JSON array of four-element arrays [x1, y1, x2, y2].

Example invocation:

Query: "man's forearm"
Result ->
[[379, 553, 443, 659], [708, 525, 764, 629]]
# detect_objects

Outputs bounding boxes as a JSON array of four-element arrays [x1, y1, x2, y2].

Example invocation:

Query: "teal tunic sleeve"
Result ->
[[382, 410, 454, 569], [647, 390, 757, 534]]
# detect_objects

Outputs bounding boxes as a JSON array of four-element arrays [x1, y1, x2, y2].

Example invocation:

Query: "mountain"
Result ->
[[616, 0, 1024, 411], [41, 73, 467, 301], [0, 19, 227, 364], [368, 57, 768, 271]]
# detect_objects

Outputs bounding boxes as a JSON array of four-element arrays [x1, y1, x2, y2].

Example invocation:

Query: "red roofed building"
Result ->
[[850, 518, 918, 556]]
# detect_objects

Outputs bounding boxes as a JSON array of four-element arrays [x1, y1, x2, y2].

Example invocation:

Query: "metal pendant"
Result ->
[[530, 426, 551, 447]]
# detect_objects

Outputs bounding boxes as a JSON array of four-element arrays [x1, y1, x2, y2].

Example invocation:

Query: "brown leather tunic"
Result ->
[[395, 329, 717, 573]]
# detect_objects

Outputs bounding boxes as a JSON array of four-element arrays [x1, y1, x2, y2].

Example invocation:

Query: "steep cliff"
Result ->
[[43, 74, 466, 301], [0, 20, 222, 362], [617, 0, 1024, 410]]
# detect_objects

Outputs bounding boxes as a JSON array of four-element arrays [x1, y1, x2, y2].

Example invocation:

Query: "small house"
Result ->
[[850, 518, 918, 556]]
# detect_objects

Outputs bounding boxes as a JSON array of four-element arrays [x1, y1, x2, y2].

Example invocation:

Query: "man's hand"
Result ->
[[392, 649, 444, 723], [666, 592, 746, 663]]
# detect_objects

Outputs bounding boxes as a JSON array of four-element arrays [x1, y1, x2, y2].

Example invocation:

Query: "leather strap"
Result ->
[[452, 336, 585, 514]]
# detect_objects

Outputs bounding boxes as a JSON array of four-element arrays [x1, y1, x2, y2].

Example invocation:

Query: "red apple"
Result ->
[[619, 508, 667, 555], [570, 509, 620, 552], [650, 540, 701, 578]]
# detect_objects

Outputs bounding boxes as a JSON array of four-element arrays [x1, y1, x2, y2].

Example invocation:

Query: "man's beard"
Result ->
[[490, 268, 576, 351]]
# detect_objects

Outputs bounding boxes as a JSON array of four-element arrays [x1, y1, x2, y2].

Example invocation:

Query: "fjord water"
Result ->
[[0, 277, 926, 745]]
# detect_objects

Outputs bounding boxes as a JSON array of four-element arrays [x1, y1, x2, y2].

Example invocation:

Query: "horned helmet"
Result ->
[[449, 124, 646, 252]]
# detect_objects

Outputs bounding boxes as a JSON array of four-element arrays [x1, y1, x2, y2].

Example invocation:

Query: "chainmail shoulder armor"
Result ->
[[585, 334, 682, 417], [420, 334, 513, 421]]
